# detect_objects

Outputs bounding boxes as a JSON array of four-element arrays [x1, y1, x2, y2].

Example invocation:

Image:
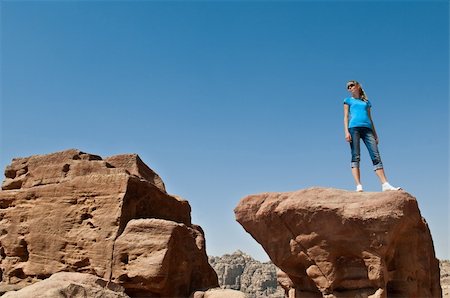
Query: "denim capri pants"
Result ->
[[349, 127, 384, 171]]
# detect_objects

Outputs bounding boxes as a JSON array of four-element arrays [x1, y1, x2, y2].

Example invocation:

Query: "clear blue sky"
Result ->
[[1, 0, 448, 261]]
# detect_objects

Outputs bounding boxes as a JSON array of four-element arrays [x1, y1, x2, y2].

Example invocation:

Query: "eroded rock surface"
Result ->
[[234, 187, 442, 298], [113, 219, 217, 297], [0, 149, 218, 297]]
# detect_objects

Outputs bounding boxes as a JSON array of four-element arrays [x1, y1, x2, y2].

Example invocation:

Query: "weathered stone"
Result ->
[[105, 154, 166, 192], [112, 218, 218, 297], [1, 272, 128, 298], [234, 187, 442, 298], [0, 149, 218, 297]]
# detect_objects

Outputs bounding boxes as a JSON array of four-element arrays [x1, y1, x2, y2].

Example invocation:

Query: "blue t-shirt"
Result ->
[[343, 97, 372, 129]]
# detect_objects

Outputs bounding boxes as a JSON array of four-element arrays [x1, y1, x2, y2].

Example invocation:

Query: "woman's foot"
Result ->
[[356, 184, 363, 192], [382, 182, 402, 191]]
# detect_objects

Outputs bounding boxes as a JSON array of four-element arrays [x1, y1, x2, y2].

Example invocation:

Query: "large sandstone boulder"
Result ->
[[234, 187, 442, 298], [113, 218, 217, 297], [0, 149, 218, 297]]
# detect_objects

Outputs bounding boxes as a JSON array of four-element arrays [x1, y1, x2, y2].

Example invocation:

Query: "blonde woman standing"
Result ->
[[343, 80, 401, 192]]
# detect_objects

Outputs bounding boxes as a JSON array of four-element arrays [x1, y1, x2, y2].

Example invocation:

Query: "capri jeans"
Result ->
[[349, 127, 384, 171]]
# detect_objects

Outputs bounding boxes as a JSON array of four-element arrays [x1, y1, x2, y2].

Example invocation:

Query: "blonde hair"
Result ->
[[347, 80, 368, 102]]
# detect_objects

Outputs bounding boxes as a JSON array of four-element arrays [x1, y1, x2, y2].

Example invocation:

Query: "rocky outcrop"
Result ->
[[0, 149, 218, 297], [234, 187, 442, 298], [2, 272, 129, 298], [209, 250, 284, 297], [112, 219, 217, 297]]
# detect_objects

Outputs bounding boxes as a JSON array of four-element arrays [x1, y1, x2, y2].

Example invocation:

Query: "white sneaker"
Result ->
[[356, 185, 363, 192], [382, 182, 402, 192]]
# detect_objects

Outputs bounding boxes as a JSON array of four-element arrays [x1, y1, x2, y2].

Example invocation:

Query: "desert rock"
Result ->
[[0, 149, 218, 297], [113, 218, 217, 297], [234, 187, 442, 298]]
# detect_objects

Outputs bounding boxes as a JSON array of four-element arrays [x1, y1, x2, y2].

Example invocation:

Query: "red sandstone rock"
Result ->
[[112, 218, 217, 297], [105, 154, 166, 193], [0, 149, 218, 297], [234, 187, 442, 298]]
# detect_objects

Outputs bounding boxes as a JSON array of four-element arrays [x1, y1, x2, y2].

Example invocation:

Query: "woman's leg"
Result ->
[[375, 168, 388, 184], [360, 128, 383, 166], [352, 167, 362, 186], [349, 128, 363, 188], [361, 128, 400, 190], [361, 128, 384, 178]]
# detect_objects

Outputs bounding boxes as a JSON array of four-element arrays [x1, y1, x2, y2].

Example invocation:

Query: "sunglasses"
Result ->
[[347, 83, 356, 89]]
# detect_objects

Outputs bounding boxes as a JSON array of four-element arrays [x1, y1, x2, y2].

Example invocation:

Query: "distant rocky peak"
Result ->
[[209, 251, 284, 298]]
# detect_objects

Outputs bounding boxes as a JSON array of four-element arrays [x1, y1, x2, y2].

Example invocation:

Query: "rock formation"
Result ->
[[234, 187, 442, 298], [209, 250, 284, 297], [0, 149, 218, 297]]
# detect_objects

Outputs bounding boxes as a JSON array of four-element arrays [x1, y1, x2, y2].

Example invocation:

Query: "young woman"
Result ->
[[343, 80, 401, 192]]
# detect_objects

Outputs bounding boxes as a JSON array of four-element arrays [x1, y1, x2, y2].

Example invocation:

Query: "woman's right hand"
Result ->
[[345, 132, 352, 142]]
